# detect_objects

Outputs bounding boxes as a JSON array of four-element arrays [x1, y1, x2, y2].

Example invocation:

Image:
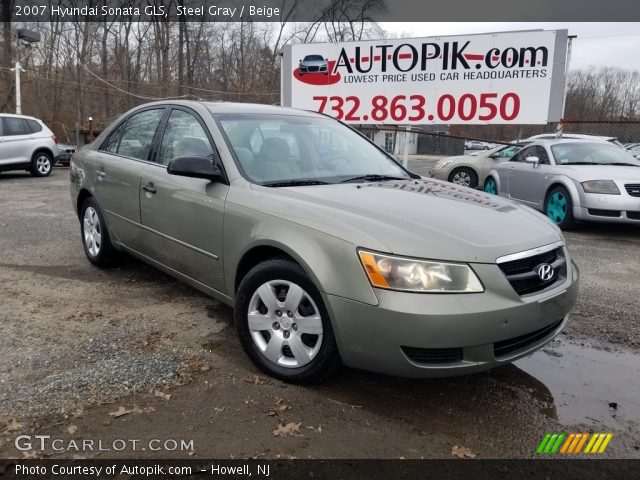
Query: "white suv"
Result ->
[[0, 113, 59, 177]]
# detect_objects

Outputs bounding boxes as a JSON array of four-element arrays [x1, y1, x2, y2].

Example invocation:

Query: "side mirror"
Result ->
[[167, 156, 222, 181], [525, 156, 540, 166]]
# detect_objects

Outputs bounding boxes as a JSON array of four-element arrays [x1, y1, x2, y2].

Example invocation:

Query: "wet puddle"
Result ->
[[512, 338, 640, 426]]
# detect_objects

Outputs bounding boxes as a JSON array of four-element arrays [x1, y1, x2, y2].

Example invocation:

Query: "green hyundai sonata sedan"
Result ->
[[70, 101, 579, 383]]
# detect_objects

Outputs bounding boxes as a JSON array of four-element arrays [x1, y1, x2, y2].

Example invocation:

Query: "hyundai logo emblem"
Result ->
[[536, 263, 554, 281]]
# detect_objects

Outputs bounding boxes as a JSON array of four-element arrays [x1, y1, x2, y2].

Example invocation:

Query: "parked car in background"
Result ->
[[0, 113, 58, 176], [56, 143, 77, 166], [430, 143, 527, 188], [625, 143, 640, 159], [70, 100, 578, 383], [464, 140, 491, 150], [485, 139, 640, 229], [298, 55, 328, 75]]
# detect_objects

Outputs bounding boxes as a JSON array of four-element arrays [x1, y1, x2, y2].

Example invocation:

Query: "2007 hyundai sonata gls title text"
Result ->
[[71, 101, 579, 383]]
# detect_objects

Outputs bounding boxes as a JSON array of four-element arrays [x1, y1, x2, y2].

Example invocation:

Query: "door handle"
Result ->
[[142, 182, 156, 194]]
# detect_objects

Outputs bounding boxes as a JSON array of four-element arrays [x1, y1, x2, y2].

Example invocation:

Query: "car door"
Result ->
[[92, 107, 166, 249], [0, 117, 32, 166], [506, 145, 550, 206], [139, 107, 228, 292]]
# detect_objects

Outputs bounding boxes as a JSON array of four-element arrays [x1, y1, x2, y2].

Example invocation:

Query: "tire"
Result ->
[[235, 258, 340, 383], [484, 176, 498, 195], [449, 167, 478, 188], [30, 151, 53, 177], [80, 197, 118, 267], [545, 186, 576, 230]]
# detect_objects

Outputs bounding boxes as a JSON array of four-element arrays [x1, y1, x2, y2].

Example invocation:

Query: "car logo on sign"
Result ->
[[536, 263, 554, 281]]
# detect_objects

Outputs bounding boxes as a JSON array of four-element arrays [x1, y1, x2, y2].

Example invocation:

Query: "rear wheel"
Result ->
[[235, 258, 340, 383], [545, 186, 576, 230], [80, 197, 118, 267], [30, 151, 53, 177], [449, 167, 478, 188], [484, 176, 497, 194]]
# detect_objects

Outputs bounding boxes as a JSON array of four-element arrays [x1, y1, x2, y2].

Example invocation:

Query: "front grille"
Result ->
[[625, 184, 640, 197], [308, 66, 320, 72], [498, 246, 566, 296], [588, 208, 621, 217], [402, 346, 463, 365], [494, 319, 563, 358]]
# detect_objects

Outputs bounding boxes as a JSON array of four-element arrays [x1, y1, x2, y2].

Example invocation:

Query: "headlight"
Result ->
[[358, 250, 484, 293], [581, 180, 620, 195], [435, 159, 452, 168]]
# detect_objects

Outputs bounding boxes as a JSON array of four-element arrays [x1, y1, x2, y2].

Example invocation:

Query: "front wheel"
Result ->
[[545, 186, 576, 230], [484, 177, 498, 195], [235, 258, 340, 383], [449, 167, 478, 188]]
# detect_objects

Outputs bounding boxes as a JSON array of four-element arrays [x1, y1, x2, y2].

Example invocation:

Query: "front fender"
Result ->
[[223, 201, 379, 307]]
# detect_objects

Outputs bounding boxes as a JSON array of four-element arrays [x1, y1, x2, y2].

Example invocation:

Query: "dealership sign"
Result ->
[[281, 30, 568, 125]]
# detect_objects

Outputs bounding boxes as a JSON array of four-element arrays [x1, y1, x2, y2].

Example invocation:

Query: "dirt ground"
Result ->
[[0, 168, 639, 459]]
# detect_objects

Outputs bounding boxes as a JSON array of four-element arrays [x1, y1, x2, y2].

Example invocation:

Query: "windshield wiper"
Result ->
[[263, 179, 331, 187], [340, 174, 408, 183]]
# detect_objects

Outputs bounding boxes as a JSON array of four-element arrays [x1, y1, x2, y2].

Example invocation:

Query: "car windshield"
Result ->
[[551, 142, 640, 166], [215, 113, 411, 185], [303, 55, 324, 61]]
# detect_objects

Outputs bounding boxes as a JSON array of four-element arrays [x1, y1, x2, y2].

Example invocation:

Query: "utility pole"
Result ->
[[12, 29, 41, 114]]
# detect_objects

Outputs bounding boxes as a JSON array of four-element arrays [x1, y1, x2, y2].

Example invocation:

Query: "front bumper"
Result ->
[[574, 191, 640, 223], [323, 259, 579, 378]]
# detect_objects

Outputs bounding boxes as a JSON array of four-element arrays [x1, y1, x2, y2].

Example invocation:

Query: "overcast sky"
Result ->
[[379, 23, 640, 71]]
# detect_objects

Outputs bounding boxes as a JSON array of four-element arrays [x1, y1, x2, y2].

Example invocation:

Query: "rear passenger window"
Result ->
[[102, 122, 126, 154], [2, 117, 31, 136], [26, 119, 43, 133], [118, 109, 163, 161], [100, 109, 163, 160]]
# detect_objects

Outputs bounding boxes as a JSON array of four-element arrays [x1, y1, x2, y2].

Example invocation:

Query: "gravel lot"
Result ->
[[0, 167, 639, 459]]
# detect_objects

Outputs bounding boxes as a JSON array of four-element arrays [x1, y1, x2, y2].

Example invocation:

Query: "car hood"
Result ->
[[300, 60, 326, 66], [246, 178, 563, 263], [554, 165, 640, 181]]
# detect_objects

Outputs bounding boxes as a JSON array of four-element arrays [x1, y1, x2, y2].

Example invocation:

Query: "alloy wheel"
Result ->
[[36, 155, 51, 175], [547, 192, 567, 224], [247, 280, 323, 368], [452, 171, 472, 186]]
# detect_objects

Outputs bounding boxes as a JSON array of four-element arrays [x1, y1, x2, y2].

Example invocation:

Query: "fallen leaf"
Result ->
[[154, 390, 171, 400], [451, 445, 476, 459], [273, 422, 302, 437], [102, 419, 112, 426], [66, 424, 77, 435], [108, 406, 141, 418], [4, 419, 23, 433]]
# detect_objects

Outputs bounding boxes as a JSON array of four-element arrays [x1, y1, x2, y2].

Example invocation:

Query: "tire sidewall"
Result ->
[[80, 198, 115, 266], [235, 259, 339, 383], [31, 152, 53, 177]]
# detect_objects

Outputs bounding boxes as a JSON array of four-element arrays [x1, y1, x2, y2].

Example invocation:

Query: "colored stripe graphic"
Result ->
[[537, 433, 612, 454]]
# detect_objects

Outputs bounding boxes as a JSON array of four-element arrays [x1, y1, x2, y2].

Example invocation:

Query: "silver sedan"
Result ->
[[485, 139, 640, 229], [430, 143, 525, 189]]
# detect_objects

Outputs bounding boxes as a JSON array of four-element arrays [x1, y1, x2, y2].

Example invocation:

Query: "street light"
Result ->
[[12, 29, 41, 114]]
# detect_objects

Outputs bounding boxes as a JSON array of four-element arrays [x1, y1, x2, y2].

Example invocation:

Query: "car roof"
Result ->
[[525, 133, 617, 141], [530, 138, 617, 146], [132, 100, 324, 119], [0, 113, 42, 121]]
